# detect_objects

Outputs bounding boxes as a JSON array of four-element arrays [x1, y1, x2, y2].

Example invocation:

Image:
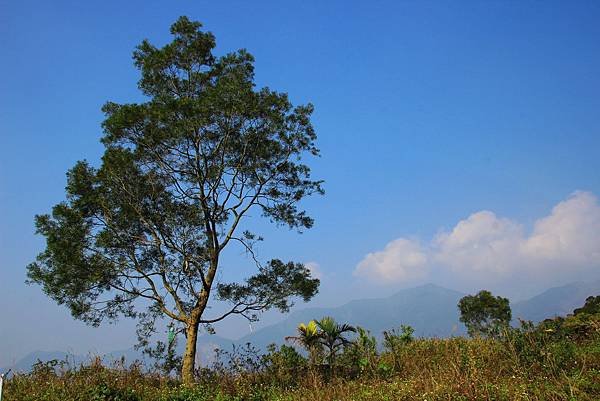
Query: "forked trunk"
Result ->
[[181, 316, 200, 386]]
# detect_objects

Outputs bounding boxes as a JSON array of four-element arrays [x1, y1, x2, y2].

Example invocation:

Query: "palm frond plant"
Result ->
[[285, 320, 323, 365], [316, 317, 356, 367]]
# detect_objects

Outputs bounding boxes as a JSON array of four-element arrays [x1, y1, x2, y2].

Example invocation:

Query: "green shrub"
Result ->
[[338, 326, 378, 377], [86, 384, 141, 401], [262, 344, 306, 386]]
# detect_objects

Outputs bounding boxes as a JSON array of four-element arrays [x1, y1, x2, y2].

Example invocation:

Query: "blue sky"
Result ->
[[1, 1, 600, 366]]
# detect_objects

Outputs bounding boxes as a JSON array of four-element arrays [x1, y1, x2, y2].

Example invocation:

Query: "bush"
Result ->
[[86, 384, 141, 401], [338, 326, 378, 377], [262, 344, 306, 386], [381, 324, 414, 373]]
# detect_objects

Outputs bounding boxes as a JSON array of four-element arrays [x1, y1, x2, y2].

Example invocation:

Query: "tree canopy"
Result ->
[[27, 16, 322, 384], [458, 290, 511, 338], [573, 295, 600, 316]]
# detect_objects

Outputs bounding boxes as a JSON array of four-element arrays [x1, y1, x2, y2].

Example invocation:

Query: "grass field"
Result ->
[[4, 312, 600, 401]]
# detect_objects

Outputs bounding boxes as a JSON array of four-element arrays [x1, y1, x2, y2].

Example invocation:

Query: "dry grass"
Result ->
[[4, 320, 600, 401]]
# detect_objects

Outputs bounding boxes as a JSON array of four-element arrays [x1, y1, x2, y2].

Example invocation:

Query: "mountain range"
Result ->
[[3, 280, 599, 373]]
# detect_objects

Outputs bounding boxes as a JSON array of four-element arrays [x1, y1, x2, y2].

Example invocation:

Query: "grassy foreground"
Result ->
[[4, 314, 600, 401]]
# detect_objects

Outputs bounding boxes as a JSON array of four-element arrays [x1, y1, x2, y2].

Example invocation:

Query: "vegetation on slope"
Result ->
[[4, 300, 600, 401]]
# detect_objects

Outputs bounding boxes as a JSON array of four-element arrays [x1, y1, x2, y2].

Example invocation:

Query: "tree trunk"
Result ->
[[181, 255, 215, 386], [181, 316, 200, 386]]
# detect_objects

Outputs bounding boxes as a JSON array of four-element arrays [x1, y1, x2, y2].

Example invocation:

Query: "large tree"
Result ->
[[27, 16, 322, 385]]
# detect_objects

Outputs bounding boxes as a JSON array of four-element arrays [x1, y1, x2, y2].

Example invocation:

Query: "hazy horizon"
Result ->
[[3, 279, 599, 369]]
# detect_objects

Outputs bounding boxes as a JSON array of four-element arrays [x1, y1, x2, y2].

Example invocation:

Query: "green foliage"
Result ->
[[314, 317, 356, 367], [6, 297, 600, 401], [458, 290, 511, 338], [26, 15, 323, 381], [382, 324, 414, 352], [86, 384, 141, 401], [285, 317, 357, 370], [354, 327, 378, 373], [5, 314, 600, 401], [339, 326, 378, 377], [285, 320, 323, 365], [141, 336, 182, 376], [499, 298, 600, 379], [216, 260, 319, 318], [262, 344, 306, 386], [4, 307, 600, 401], [574, 295, 600, 316], [212, 343, 265, 375], [381, 325, 414, 373], [502, 319, 577, 378]]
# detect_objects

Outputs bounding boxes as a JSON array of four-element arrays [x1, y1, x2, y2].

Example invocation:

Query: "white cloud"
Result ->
[[434, 211, 524, 276], [523, 191, 600, 269], [354, 191, 600, 287], [305, 261, 323, 280], [354, 238, 428, 283]]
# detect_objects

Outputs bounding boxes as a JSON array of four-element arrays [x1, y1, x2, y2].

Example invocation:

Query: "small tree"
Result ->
[[285, 320, 323, 365], [458, 290, 511, 338], [350, 326, 378, 374], [27, 17, 322, 385], [382, 324, 414, 352], [315, 317, 356, 366], [382, 324, 414, 371]]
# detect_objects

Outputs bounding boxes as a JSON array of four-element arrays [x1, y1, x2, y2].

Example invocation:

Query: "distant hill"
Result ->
[[234, 280, 600, 351], [0, 351, 84, 374], [235, 284, 468, 353], [512, 279, 600, 323], [0, 334, 233, 374], [4, 280, 599, 373]]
